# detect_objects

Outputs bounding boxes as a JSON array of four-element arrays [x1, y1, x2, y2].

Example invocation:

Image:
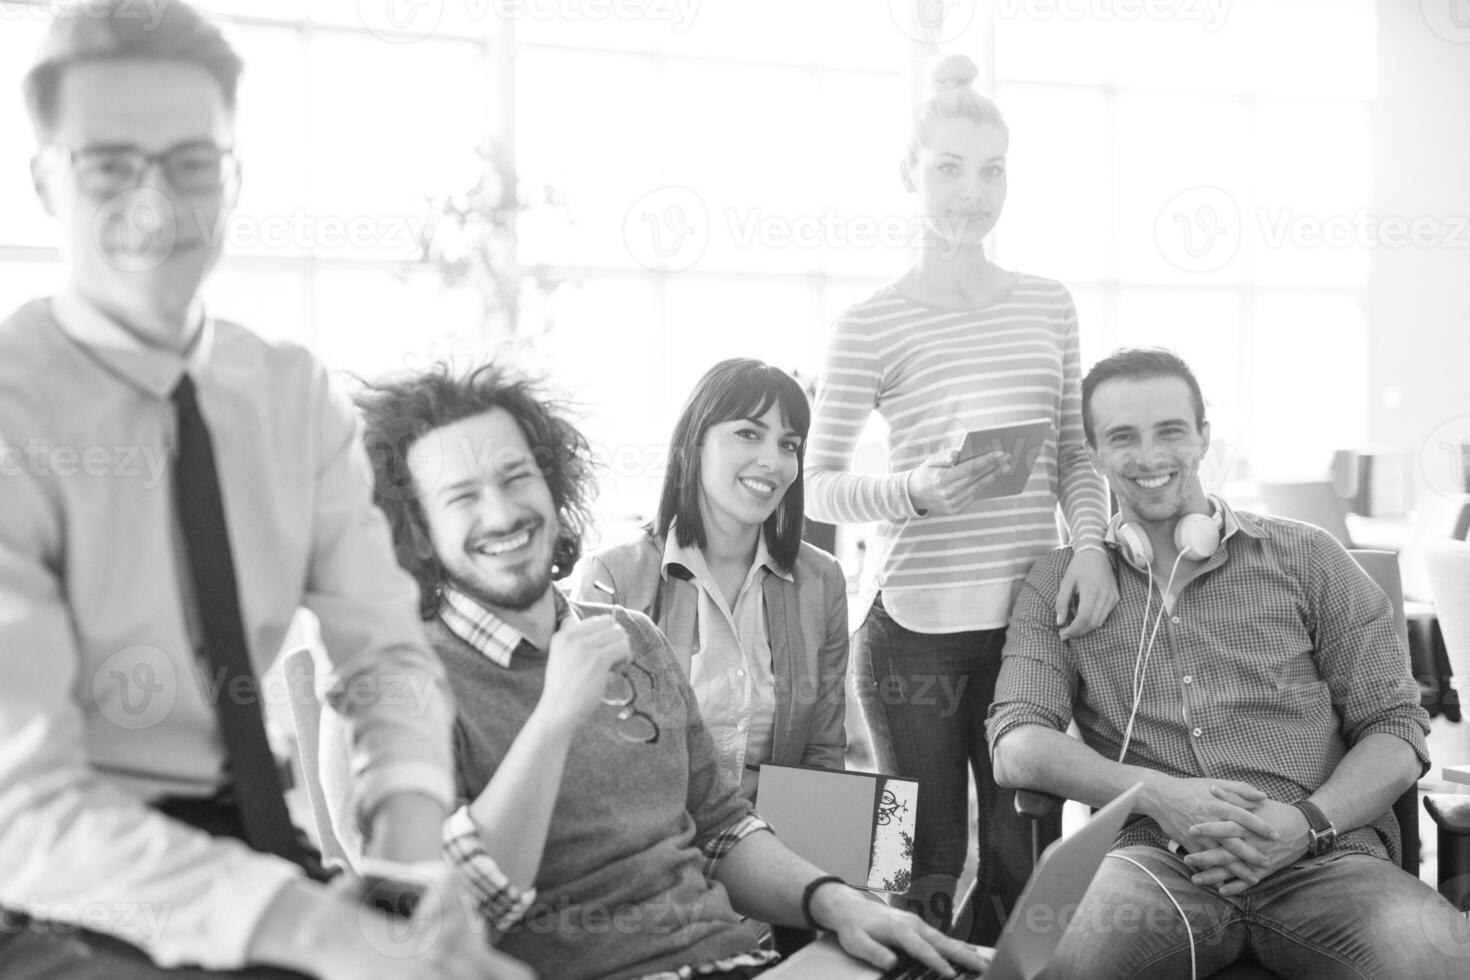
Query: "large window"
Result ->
[[0, 0, 1380, 526], [981, 0, 1377, 485]]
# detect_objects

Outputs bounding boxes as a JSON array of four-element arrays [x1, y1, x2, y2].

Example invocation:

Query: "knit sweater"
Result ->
[[429, 600, 765, 980]]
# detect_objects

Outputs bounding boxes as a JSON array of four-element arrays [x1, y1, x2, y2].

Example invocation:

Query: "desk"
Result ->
[[1345, 514, 1410, 553], [1446, 766, 1470, 788]]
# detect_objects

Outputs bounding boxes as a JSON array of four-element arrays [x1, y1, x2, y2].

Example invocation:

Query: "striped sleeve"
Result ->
[[805, 308, 921, 525], [1052, 292, 1109, 550]]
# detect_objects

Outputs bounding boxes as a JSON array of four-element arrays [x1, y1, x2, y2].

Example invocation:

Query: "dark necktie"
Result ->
[[173, 374, 316, 868]]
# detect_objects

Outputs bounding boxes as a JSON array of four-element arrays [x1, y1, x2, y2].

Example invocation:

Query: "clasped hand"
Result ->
[[1181, 787, 1312, 896]]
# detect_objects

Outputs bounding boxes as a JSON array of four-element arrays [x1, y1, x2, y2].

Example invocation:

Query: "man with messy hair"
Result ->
[[330, 361, 991, 980]]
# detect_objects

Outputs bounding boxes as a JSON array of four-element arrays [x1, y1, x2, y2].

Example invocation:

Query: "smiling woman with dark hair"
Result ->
[[575, 358, 849, 801]]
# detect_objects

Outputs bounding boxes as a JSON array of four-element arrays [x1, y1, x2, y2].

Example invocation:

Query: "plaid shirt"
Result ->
[[437, 584, 774, 940], [988, 501, 1431, 864]]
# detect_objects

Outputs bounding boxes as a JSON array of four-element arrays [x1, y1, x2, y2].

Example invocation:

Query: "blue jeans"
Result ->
[[1043, 846, 1470, 979], [852, 594, 1032, 945]]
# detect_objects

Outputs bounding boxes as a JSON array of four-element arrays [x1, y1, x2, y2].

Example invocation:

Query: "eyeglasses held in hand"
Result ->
[[602, 659, 659, 744], [45, 141, 239, 196]]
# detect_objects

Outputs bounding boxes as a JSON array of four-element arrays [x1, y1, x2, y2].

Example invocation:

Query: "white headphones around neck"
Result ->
[[1108, 502, 1225, 574]]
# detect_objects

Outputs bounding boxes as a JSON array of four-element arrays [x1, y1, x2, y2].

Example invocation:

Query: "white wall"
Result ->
[[1371, 1, 1470, 503]]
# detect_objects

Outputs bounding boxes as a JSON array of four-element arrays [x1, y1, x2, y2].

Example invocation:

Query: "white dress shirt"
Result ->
[[0, 292, 455, 969], [662, 530, 783, 801]]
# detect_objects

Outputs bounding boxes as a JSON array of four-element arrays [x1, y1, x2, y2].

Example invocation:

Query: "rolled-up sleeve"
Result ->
[[1307, 534, 1431, 772], [986, 551, 1080, 754], [441, 805, 536, 939], [303, 369, 455, 836]]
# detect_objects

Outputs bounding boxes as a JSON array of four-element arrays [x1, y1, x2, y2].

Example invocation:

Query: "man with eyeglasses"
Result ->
[[0, 3, 529, 979], [337, 362, 990, 980]]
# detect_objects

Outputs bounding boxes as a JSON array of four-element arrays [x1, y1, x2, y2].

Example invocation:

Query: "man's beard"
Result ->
[[451, 561, 554, 613]]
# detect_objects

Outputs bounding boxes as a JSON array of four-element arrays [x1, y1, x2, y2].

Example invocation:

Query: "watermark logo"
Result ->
[[991, 0, 1232, 32], [1155, 184, 1470, 273], [92, 186, 178, 274], [93, 646, 176, 731], [1154, 185, 1240, 273], [623, 186, 710, 273], [359, 868, 441, 958], [1421, 416, 1470, 497], [888, 0, 978, 43], [1418, 875, 1470, 958], [1, 0, 170, 30], [1422, 0, 1470, 43], [358, 0, 446, 43], [357, 0, 700, 41]]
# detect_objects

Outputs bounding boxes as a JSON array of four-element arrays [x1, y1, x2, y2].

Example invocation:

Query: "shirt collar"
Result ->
[[1104, 492, 1259, 549], [51, 286, 214, 400], [438, 582, 574, 668], [660, 520, 793, 585]]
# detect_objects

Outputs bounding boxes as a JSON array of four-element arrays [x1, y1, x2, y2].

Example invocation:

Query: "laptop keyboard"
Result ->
[[878, 954, 984, 979]]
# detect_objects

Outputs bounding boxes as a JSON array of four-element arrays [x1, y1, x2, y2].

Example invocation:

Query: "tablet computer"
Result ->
[[955, 417, 1055, 499]]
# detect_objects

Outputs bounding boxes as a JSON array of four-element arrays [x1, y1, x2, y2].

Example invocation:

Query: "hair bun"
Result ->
[[927, 53, 978, 94]]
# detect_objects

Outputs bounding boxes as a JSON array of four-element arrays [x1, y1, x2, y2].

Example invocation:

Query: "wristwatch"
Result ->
[[1290, 799, 1337, 857]]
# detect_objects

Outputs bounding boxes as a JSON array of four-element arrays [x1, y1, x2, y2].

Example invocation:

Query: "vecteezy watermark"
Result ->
[[356, 0, 700, 44], [91, 645, 443, 732], [1155, 186, 1470, 273], [1154, 185, 1241, 274], [623, 188, 983, 272], [1421, 0, 1470, 44], [990, 0, 1232, 31], [90, 188, 438, 272], [0, 0, 170, 29], [1421, 416, 1470, 497], [94, 646, 178, 731], [1256, 208, 1470, 252], [5, 900, 174, 948], [888, 0, 978, 44], [622, 186, 711, 273], [0, 439, 170, 488]]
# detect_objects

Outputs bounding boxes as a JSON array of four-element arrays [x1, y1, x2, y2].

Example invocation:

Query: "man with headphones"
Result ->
[[985, 348, 1465, 978]]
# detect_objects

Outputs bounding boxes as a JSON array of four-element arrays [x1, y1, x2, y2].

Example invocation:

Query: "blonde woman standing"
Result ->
[[805, 54, 1117, 943]]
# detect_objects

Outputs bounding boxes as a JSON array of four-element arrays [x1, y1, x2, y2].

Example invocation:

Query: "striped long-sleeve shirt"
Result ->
[[806, 274, 1109, 633]]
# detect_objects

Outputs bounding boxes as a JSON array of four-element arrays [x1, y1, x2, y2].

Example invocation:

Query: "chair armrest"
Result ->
[[1425, 793, 1470, 836], [1014, 788, 1064, 821]]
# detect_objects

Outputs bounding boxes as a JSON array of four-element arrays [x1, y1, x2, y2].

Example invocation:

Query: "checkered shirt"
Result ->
[[988, 501, 1431, 865]]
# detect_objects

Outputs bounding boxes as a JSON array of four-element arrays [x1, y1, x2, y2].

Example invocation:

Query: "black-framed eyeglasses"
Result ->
[[602, 659, 659, 745], [44, 141, 239, 196]]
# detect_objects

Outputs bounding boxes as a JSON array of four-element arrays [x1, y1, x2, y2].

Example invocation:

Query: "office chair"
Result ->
[[1258, 480, 1354, 547], [281, 646, 351, 872], [1013, 549, 1469, 979]]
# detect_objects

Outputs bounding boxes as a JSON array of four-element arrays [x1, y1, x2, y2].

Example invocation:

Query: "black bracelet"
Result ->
[[801, 874, 847, 931]]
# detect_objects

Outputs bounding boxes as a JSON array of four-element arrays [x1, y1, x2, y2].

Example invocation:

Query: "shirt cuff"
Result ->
[[442, 805, 535, 935], [353, 761, 455, 839], [156, 852, 302, 970], [700, 814, 773, 879]]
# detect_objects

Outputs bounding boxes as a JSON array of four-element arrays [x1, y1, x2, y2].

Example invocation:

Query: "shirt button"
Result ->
[[1192, 727, 1203, 738], [736, 669, 745, 677], [1171, 616, 1181, 625], [1183, 675, 1193, 684]]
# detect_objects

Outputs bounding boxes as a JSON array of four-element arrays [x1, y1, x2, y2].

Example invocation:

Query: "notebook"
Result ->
[[757, 764, 919, 894], [761, 783, 1144, 980]]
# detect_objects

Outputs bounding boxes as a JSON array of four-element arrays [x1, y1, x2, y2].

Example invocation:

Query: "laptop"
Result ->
[[760, 783, 1144, 980]]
